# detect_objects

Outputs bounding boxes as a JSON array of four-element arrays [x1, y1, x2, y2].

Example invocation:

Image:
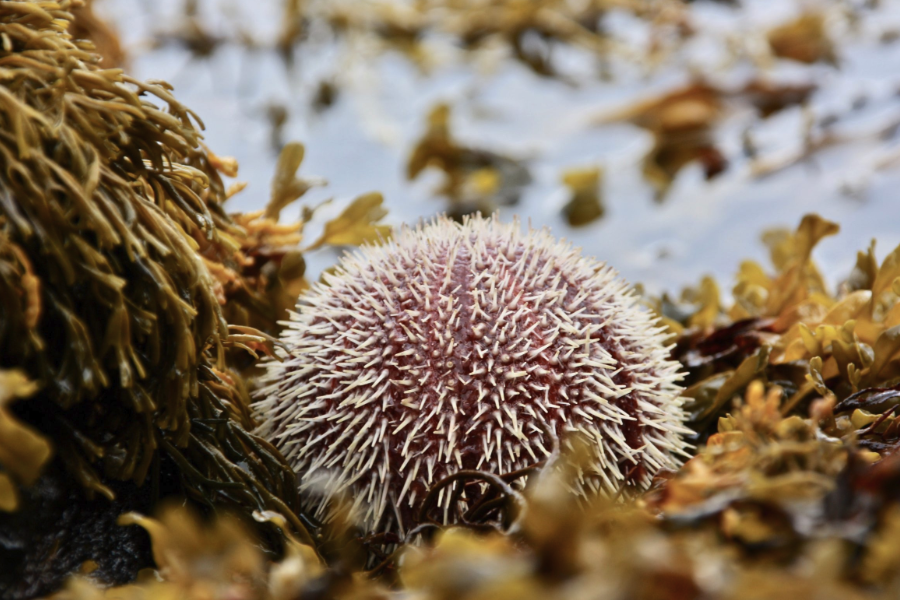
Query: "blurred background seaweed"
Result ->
[[87, 0, 900, 294]]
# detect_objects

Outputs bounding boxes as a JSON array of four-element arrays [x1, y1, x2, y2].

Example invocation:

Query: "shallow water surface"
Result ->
[[101, 0, 900, 294]]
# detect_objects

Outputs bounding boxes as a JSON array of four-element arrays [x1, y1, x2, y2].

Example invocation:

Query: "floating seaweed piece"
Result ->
[[443, 0, 611, 78], [596, 79, 822, 199], [740, 79, 817, 119], [595, 82, 727, 200], [407, 104, 531, 219], [767, 13, 837, 66], [277, 0, 309, 66], [153, 0, 226, 60], [560, 165, 603, 226], [311, 80, 339, 113]]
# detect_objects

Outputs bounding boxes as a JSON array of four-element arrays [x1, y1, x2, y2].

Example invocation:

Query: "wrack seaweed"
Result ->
[[0, 1, 314, 595]]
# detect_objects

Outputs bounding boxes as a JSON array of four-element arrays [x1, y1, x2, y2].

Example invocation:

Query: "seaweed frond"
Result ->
[[0, 0, 310, 551]]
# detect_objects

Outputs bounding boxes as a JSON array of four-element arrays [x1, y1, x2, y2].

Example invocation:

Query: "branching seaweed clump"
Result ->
[[0, 1, 333, 595]]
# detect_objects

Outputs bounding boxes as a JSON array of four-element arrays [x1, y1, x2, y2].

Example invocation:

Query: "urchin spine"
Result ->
[[255, 216, 689, 533]]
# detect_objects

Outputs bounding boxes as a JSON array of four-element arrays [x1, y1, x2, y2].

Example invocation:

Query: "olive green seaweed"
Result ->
[[0, 0, 310, 547]]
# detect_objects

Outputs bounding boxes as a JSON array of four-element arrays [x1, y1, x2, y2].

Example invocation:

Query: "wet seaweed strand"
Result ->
[[0, 0, 309, 547]]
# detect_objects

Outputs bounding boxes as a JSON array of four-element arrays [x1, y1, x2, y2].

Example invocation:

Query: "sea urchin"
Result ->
[[255, 215, 689, 533]]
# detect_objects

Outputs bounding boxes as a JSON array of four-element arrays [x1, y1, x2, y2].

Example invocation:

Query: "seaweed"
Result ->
[[0, 369, 48, 512], [0, 0, 329, 590], [560, 165, 604, 226], [407, 103, 531, 220], [594, 79, 820, 200], [767, 12, 837, 66]]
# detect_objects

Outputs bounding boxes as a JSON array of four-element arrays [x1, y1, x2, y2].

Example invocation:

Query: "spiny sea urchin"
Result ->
[[255, 215, 690, 533]]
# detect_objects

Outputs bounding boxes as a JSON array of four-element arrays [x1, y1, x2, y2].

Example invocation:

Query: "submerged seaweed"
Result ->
[[407, 104, 531, 220]]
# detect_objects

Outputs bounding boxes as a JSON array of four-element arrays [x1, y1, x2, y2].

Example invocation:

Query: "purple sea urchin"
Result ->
[[255, 216, 689, 533]]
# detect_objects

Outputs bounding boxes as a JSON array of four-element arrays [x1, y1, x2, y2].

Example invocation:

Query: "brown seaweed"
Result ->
[[407, 103, 531, 219], [0, 1, 319, 590]]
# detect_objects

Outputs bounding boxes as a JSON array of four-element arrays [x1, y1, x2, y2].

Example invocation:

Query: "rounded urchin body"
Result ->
[[255, 216, 689, 533]]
